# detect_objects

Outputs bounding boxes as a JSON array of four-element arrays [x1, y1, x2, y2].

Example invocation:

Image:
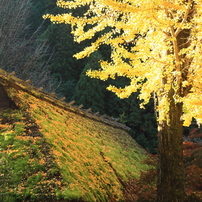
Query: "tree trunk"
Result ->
[[157, 91, 185, 202]]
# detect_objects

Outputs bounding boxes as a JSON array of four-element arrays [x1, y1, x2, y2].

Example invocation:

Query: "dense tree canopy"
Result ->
[[44, 0, 202, 125], [44, 1, 202, 201]]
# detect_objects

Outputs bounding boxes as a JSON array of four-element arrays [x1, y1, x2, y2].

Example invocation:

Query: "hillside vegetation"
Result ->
[[0, 71, 149, 202]]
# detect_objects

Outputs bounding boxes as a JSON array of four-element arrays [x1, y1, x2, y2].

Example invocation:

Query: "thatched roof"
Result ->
[[0, 69, 148, 202]]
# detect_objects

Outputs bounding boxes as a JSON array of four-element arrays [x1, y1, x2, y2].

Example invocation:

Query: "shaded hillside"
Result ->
[[0, 69, 149, 202]]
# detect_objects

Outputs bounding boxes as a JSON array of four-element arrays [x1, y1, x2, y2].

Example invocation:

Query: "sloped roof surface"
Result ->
[[0, 69, 148, 202]]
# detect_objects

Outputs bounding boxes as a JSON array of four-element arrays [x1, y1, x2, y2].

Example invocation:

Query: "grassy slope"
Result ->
[[0, 85, 149, 202], [0, 109, 63, 202]]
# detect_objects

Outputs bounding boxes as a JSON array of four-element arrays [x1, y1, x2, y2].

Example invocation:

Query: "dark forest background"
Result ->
[[1, 0, 158, 153]]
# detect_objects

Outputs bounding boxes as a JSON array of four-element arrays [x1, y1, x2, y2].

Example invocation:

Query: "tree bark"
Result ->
[[157, 91, 185, 202]]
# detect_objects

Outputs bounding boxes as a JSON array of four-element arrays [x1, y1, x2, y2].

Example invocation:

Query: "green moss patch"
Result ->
[[1, 87, 149, 202], [0, 109, 64, 202]]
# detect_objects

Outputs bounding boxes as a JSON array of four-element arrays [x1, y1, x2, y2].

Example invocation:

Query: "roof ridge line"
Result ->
[[0, 69, 130, 131]]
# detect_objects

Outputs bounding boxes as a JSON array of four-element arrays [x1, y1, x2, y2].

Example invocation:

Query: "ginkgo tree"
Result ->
[[44, 0, 202, 201]]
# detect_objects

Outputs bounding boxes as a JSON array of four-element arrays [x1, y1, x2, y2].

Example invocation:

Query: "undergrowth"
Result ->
[[132, 139, 202, 202]]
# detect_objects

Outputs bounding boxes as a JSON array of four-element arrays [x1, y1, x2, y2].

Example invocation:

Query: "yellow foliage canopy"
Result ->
[[43, 0, 202, 126]]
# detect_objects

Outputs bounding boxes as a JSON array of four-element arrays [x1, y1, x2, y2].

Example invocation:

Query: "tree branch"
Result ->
[[175, 0, 192, 36]]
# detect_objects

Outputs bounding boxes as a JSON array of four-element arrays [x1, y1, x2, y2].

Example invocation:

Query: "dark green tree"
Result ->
[[41, 0, 89, 99], [40, 23, 86, 100], [28, 0, 47, 33], [72, 51, 106, 114]]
